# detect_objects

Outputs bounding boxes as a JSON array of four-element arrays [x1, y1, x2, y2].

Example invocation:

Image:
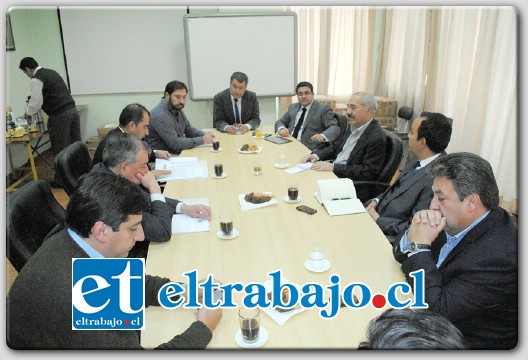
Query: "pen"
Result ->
[[331, 197, 351, 201]]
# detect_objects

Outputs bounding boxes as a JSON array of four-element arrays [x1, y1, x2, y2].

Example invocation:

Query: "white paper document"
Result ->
[[314, 178, 366, 216], [172, 198, 210, 234], [284, 162, 312, 174], [155, 157, 208, 182]]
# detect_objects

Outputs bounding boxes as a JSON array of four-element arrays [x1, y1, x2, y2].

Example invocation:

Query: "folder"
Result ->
[[314, 178, 366, 216]]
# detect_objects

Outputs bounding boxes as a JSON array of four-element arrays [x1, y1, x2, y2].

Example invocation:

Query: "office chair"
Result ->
[[54, 141, 93, 196], [354, 130, 404, 202], [7, 180, 66, 273], [395, 106, 414, 169]]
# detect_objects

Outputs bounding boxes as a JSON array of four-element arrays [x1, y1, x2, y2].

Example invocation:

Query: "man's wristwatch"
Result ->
[[405, 242, 432, 254]]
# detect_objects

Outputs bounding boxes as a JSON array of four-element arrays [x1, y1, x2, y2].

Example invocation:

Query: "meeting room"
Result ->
[[4, 4, 519, 351]]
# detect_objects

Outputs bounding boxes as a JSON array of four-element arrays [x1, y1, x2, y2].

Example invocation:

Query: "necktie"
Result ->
[[234, 98, 241, 125], [412, 160, 421, 171], [292, 107, 307, 138]]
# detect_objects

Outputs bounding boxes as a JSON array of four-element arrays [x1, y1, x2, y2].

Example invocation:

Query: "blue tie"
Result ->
[[234, 98, 241, 125]]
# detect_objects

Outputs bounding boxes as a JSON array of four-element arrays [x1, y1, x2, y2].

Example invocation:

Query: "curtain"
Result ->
[[285, 6, 517, 212]]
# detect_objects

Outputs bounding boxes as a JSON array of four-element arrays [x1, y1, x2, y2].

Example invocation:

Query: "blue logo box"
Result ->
[[72, 258, 145, 330]]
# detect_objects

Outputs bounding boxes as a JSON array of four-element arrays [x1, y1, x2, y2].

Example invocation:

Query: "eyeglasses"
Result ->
[[296, 91, 312, 97]]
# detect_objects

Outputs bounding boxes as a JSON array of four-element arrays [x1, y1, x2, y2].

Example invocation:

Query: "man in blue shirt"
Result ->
[[393, 152, 517, 349]]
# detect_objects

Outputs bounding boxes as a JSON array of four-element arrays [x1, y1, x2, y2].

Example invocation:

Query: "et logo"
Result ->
[[72, 258, 145, 330]]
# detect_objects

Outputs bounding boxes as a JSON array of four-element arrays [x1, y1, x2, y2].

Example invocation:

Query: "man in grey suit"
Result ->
[[213, 72, 261, 134], [366, 111, 452, 243], [275, 81, 340, 151]]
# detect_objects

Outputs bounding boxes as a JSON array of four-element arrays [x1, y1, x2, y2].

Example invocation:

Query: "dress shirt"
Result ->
[[68, 228, 103, 258], [293, 102, 312, 139], [27, 66, 44, 115], [399, 210, 491, 265], [333, 119, 372, 164], [226, 95, 252, 131]]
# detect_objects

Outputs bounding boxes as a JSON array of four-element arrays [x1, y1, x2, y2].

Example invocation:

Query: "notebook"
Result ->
[[265, 136, 292, 145], [314, 178, 366, 216]]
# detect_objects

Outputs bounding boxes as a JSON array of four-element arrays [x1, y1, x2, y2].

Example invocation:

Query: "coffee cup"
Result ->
[[239, 307, 260, 343], [219, 214, 233, 236], [214, 163, 223, 177], [212, 140, 220, 151], [287, 182, 299, 201]]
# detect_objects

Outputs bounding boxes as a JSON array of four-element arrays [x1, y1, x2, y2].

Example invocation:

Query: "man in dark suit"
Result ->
[[92, 103, 171, 166], [213, 72, 261, 134], [301, 92, 387, 202], [393, 152, 518, 349], [275, 81, 340, 151], [91, 133, 211, 259], [366, 112, 452, 243]]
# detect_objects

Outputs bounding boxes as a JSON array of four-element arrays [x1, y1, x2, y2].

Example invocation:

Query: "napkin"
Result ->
[[238, 193, 278, 211], [260, 279, 306, 326], [284, 162, 312, 174]]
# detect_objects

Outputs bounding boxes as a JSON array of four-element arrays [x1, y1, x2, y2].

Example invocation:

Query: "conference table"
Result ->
[[141, 126, 408, 349]]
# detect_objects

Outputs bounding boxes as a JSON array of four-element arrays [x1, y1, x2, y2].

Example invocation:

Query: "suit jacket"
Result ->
[[313, 120, 387, 201], [7, 229, 212, 349], [375, 152, 446, 241], [274, 101, 340, 151], [90, 163, 177, 246], [394, 207, 518, 349], [213, 88, 261, 131]]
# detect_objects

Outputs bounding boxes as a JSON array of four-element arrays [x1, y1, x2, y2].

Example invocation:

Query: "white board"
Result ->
[[184, 12, 297, 100], [59, 6, 188, 95]]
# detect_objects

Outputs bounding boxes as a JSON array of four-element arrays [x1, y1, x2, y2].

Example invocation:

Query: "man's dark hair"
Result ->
[[19, 57, 39, 70], [428, 152, 499, 210], [296, 81, 313, 93], [230, 72, 249, 84], [119, 103, 150, 127], [66, 173, 150, 238], [164, 80, 188, 96], [417, 112, 453, 153], [358, 308, 467, 350]]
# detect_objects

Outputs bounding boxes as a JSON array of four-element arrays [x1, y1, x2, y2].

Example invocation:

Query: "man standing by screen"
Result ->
[[213, 72, 261, 134]]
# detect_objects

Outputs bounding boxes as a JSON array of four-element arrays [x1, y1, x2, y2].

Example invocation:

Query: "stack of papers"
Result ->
[[172, 198, 210, 234], [155, 157, 208, 182]]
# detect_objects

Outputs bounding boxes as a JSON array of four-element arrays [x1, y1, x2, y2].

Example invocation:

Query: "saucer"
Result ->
[[252, 135, 264, 140], [304, 259, 331, 273], [212, 173, 227, 179], [210, 147, 223, 152], [217, 229, 239, 240], [274, 163, 289, 169], [283, 195, 302, 203], [235, 327, 269, 348]]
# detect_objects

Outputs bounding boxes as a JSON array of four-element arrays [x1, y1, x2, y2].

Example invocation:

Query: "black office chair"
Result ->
[[54, 141, 93, 196], [354, 130, 404, 202], [7, 180, 66, 272]]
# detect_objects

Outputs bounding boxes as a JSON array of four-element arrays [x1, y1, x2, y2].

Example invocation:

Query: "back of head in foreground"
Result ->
[[359, 308, 467, 350]]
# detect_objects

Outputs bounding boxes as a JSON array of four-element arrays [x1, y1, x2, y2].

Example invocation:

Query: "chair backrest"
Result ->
[[379, 130, 404, 183], [398, 106, 413, 121], [7, 180, 66, 272], [54, 141, 93, 195], [334, 112, 349, 137]]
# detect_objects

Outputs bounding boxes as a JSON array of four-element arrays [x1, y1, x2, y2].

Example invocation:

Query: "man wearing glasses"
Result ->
[[275, 81, 340, 151]]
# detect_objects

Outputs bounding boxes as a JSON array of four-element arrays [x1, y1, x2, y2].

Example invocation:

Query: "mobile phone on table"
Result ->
[[296, 205, 317, 215]]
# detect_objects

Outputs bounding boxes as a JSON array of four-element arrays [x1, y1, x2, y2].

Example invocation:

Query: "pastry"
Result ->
[[244, 192, 273, 204], [267, 288, 296, 313], [240, 144, 259, 151]]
